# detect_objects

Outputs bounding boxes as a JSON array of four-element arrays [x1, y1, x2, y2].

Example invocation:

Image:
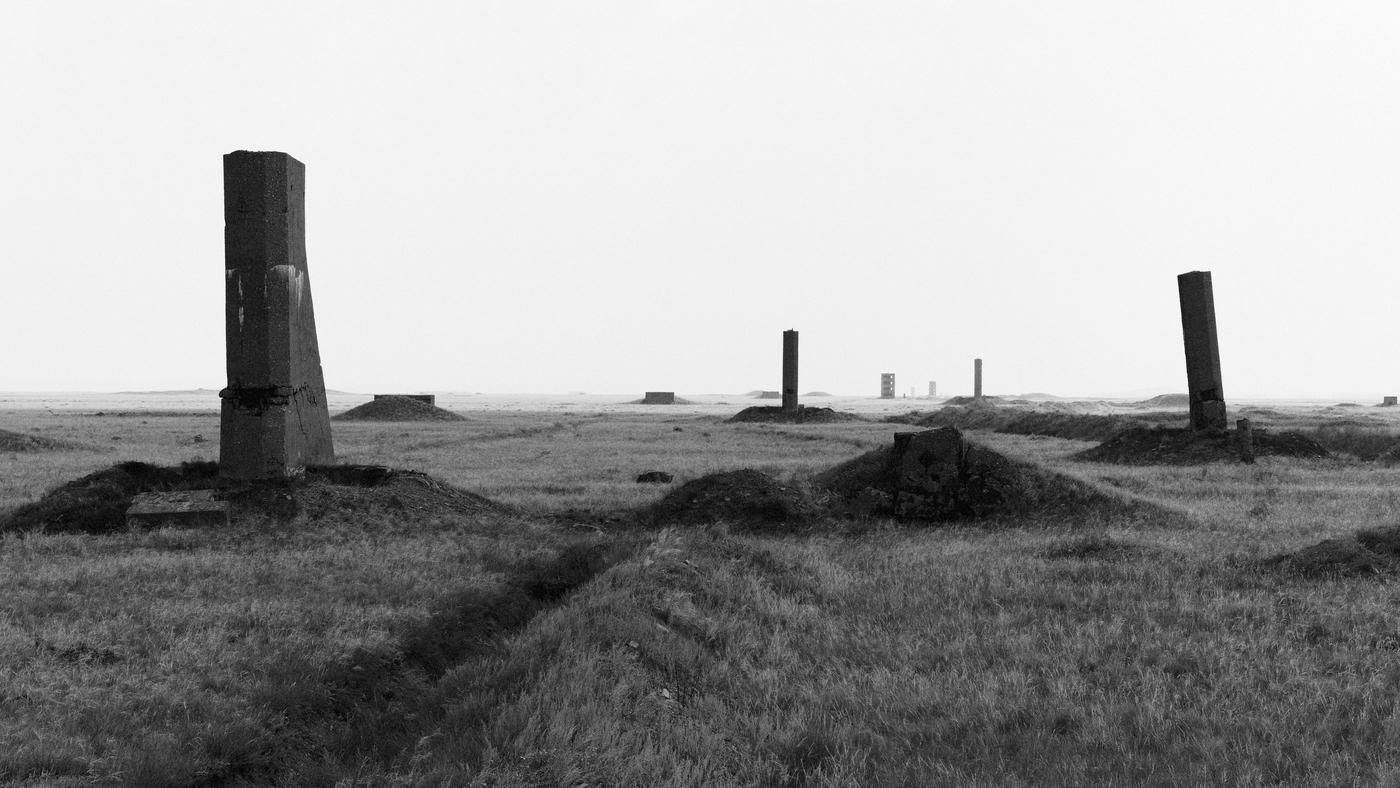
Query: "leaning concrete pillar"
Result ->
[[1177, 270, 1227, 431], [974, 358, 983, 399], [219, 151, 334, 479], [781, 330, 799, 413]]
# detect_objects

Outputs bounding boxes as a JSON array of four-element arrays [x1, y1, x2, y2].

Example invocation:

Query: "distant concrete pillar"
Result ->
[[928, 381, 937, 397], [880, 373, 896, 399], [1236, 418, 1255, 463], [1177, 271, 1227, 431], [219, 151, 334, 479], [974, 359, 983, 399], [782, 330, 799, 413]]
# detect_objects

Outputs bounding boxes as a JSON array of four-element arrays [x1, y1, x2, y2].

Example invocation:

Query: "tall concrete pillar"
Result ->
[[1177, 270, 1227, 431], [219, 151, 334, 479], [880, 373, 896, 399], [928, 381, 937, 397], [782, 330, 799, 413], [974, 358, 983, 399]]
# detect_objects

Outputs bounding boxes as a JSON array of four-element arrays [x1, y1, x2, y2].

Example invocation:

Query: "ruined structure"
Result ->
[[782, 330, 799, 414], [928, 381, 937, 397], [1177, 271, 1227, 431], [219, 151, 334, 479], [974, 358, 983, 399], [880, 373, 896, 399], [643, 391, 676, 405]]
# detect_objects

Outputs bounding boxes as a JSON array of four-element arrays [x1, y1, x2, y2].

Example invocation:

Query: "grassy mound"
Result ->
[[1, 461, 221, 534], [645, 469, 818, 531], [1137, 393, 1190, 407], [0, 462, 499, 535], [813, 430, 1180, 524], [1076, 427, 1328, 465], [726, 406, 863, 424], [0, 428, 84, 452], [996, 413, 1136, 442], [333, 396, 466, 422], [1264, 525, 1400, 577]]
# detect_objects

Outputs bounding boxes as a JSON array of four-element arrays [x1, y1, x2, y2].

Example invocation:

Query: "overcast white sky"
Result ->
[[3, 2, 1398, 398]]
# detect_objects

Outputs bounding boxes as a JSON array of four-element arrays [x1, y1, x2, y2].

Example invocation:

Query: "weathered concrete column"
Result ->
[[1177, 270, 1227, 431], [782, 330, 799, 413], [974, 358, 983, 399], [880, 373, 896, 399], [219, 151, 334, 479]]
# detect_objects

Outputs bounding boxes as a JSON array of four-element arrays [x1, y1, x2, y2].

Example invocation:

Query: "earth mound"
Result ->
[[813, 426, 1179, 524], [892, 404, 1007, 431], [645, 469, 817, 532], [996, 413, 1136, 443], [1075, 427, 1328, 464], [1, 461, 498, 535], [1264, 525, 1400, 577], [333, 396, 466, 422], [0, 428, 83, 452], [1137, 394, 1190, 407], [726, 406, 864, 424], [941, 396, 1001, 406]]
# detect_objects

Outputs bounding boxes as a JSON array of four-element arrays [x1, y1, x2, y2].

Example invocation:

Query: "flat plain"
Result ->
[[4, 392, 1400, 787]]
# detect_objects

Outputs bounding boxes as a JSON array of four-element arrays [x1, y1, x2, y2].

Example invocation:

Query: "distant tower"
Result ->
[[974, 358, 983, 399], [928, 381, 936, 397], [782, 330, 799, 413], [880, 373, 896, 399]]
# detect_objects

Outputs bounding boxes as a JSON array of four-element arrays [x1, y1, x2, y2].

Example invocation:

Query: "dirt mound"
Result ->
[[1075, 427, 1328, 465], [0, 428, 83, 452], [813, 427, 1179, 524], [996, 413, 1136, 443], [645, 469, 817, 532], [942, 396, 1001, 406], [1137, 394, 1190, 407], [907, 403, 1008, 431], [726, 406, 864, 424], [332, 396, 466, 422], [1, 461, 222, 534], [1, 461, 499, 535], [1264, 526, 1400, 577]]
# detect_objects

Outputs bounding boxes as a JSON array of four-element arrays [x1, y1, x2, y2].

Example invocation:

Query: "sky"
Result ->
[[3, 2, 1399, 398]]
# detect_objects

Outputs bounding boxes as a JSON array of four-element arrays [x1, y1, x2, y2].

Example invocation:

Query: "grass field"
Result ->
[[4, 396, 1400, 786]]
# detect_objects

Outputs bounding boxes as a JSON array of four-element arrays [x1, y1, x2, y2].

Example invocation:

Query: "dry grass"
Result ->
[[6, 402, 1400, 785]]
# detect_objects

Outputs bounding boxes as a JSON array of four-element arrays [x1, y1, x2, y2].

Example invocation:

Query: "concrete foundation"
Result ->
[[127, 491, 230, 529], [643, 391, 676, 404], [219, 151, 334, 479], [1177, 271, 1228, 431], [782, 330, 799, 413]]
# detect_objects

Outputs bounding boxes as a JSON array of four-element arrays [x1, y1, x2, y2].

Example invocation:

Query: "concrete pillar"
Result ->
[[928, 381, 937, 397], [219, 151, 334, 479], [974, 358, 983, 399], [782, 330, 799, 413], [1236, 418, 1255, 463], [880, 373, 896, 399], [1177, 271, 1227, 431]]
